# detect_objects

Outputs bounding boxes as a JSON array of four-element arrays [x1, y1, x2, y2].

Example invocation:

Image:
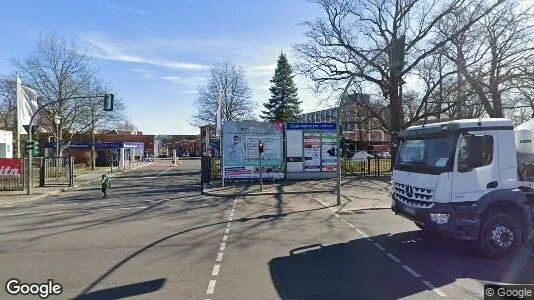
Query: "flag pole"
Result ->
[[16, 74, 21, 158]]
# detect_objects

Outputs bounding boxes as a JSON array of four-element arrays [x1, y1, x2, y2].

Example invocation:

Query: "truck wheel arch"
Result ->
[[477, 190, 531, 241]]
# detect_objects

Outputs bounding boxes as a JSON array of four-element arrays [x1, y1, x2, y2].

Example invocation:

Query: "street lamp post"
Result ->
[[54, 115, 61, 157]]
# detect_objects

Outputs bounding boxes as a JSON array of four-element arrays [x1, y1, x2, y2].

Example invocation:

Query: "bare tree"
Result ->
[[11, 34, 96, 156], [439, 0, 534, 118], [116, 120, 138, 131], [74, 78, 128, 169], [0, 75, 17, 131], [295, 0, 505, 161], [191, 58, 255, 126]]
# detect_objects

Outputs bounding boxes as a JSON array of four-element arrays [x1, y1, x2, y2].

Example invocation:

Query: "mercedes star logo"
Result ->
[[405, 185, 414, 198]]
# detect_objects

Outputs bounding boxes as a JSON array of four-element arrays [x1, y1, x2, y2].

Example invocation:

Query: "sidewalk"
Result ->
[[202, 177, 392, 211], [0, 161, 153, 206]]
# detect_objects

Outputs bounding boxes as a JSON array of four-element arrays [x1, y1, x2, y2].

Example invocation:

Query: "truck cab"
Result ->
[[391, 118, 533, 258]]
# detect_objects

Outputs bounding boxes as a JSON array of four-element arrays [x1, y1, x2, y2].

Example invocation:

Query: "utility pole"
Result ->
[[258, 141, 264, 192]]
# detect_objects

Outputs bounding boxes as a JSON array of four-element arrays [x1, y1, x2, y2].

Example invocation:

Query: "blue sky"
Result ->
[[0, 0, 325, 135]]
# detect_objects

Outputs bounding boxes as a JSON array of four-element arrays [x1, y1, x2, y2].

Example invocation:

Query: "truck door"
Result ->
[[452, 132, 499, 203]]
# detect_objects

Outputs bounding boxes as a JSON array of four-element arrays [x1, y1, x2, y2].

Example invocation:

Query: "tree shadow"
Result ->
[[269, 231, 534, 299], [75, 278, 165, 300], [74, 207, 308, 298]]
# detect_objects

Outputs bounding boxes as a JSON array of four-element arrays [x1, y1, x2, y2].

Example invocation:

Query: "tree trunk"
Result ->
[[91, 129, 96, 170], [390, 77, 402, 166]]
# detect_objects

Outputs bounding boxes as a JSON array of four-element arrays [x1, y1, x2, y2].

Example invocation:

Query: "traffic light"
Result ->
[[32, 141, 40, 156], [104, 93, 114, 111], [258, 141, 264, 154], [25, 140, 34, 151]]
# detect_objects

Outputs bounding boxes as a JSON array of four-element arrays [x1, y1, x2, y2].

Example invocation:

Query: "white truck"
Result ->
[[391, 118, 534, 258]]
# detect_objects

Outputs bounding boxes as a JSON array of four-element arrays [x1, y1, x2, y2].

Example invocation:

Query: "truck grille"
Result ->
[[393, 182, 434, 208]]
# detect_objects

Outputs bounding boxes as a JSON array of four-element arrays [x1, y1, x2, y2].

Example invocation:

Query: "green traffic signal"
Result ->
[[32, 141, 40, 156]]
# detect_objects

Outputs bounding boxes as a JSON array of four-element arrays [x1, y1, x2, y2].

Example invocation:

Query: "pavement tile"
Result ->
[[203, 177, 393, 211]]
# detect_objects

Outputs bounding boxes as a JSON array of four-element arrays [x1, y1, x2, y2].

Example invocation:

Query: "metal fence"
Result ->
[[200, 155, 391, 185], [341, 157, 392, 177], [41, 157, 74, 186]]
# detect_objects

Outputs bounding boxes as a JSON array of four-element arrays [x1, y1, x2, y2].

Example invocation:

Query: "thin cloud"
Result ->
[[248, 64, 276, 77], [161, 76, 206, 86], [84, 35, 207, 71]]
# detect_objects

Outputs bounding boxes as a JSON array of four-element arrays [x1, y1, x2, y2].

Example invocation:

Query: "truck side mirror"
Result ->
[[458, 135, 485, 172]]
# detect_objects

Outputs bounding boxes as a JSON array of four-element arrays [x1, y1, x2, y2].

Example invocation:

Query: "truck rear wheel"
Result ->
[[477, 213, 523, 259]]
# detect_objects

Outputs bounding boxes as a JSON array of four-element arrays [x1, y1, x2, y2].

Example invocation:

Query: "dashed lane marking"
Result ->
[[373, 243, 386, 251], [212, 265, 220, 276], [154, 166, 174, 178], [387, 253, 402, 263], [307, 192, 447, 297], [422, 281, 446, 297], [402, 265, 422, 278], [205, 197, 238, 297], [206, 280, 216, 295]]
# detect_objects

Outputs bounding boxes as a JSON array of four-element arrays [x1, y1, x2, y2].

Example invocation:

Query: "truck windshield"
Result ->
[[395, 136, 455, 174]]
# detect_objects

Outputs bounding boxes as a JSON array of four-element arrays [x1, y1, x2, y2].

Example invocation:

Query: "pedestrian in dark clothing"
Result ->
[[101, 174, 110, 198]]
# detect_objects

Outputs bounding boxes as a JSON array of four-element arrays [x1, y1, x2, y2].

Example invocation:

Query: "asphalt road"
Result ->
[[0, 159, 532, 299]]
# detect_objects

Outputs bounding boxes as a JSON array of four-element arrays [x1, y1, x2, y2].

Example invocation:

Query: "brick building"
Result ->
[[299, 93, 390, 145], [40, 130, 156, 166]]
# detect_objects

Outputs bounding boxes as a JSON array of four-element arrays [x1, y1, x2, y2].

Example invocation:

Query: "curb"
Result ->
[[306, 192, 391, 212], [201, 189, 332, 197], [0, 162, 155, 206]]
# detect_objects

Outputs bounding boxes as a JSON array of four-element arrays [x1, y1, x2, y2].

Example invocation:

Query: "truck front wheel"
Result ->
[[477, 213, 523, 259]]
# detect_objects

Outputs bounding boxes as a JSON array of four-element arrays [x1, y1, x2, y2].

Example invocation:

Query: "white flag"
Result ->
[[17, 75, 39, 134], [215, 92, 221, 137]]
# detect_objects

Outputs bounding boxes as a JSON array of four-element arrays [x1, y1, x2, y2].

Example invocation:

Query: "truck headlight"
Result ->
[[430, 213, 450, 224]]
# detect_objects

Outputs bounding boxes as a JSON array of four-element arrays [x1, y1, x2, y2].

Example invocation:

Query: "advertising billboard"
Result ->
[[286, 123, 338, 174], [223, 121, 284, 179]]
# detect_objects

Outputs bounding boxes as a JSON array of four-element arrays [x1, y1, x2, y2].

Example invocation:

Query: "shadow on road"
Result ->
[[269, 231, 534, 299], [75, 278, 165, 299], [74, 205, 321, 298]]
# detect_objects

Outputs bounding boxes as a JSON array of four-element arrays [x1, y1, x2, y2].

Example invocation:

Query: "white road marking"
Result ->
[[154, 166, 174, 178], [99, 201, 109, 204], [315, 200, 447, 298], [387, 253, 401, 263], [100, 208, 112, 211], [7, 212, 25, 216], [204, 197, 238, 297], [402, 265, 422, 278], [206, 280, 216, 295], [373, 243, 385, 251], [422, 280, 446, 297], [212, 265, 220, 276]]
